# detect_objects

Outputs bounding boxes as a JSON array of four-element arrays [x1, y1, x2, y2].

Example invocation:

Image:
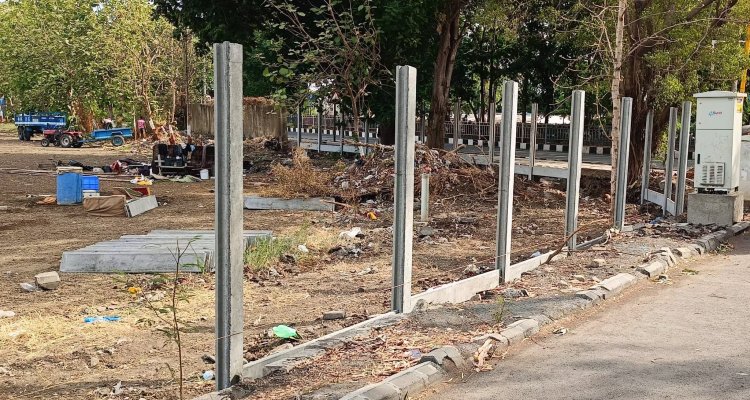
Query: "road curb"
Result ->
[[330, 222, 750, 400], [192, 223, 749, 400]]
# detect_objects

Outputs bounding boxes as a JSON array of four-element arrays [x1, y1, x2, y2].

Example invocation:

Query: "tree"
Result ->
[[0, 0, 209, 131], [265, 0, 384, 142], [564, 0, 750, 198], [427, 0, 472, 148]]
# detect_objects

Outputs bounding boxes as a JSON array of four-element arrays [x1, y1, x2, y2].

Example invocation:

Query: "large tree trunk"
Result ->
[[427, 0, 465, 149], [609, 0, 626, 216], [621, 0, 740, 187]]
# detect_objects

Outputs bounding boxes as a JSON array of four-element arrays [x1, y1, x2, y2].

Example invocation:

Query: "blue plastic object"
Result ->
[[81, 176, 100, 191], [83, 316, 121, 323], [89, 127, 133, 140], [56, 173, 82, 205]]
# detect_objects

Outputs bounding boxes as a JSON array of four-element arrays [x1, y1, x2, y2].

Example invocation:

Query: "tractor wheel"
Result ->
[[59, 134, 73, 148], [24, 130, 32, 141], [111, 135, 125, 147], [17, 127, 23, 141], [72, 142, 83, 148], [40, 138, 50, 147]]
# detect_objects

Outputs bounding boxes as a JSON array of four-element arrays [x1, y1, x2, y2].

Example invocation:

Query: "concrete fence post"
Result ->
[[332, 104, 338, 143], [339, 112, 345, 155], [613, 97, 633, 231], [496, 81, 518, 282], [529, 103, 538, 179], [676, 101, 692, 215], [296, 104, 302, 147], [640, 110, 654, 204], [316, 109, 322, 152], [392, 65, 417, 313], [420, 103, 426, 143], [364, 119, 370, 156], [565, 90, 585, 251], [421, 173, 430, 222], [453, 100, 461, 148], [488, 102, 496, 163], [664, 107, 678, 215], [213, 41, 244, 390]]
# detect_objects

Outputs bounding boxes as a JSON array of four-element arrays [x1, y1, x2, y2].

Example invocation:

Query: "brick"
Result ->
[[34, 271, 60, 290]]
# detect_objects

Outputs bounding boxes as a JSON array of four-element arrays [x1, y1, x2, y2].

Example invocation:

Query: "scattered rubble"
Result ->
[[322, 310, 346, 320], [590, 258, 606, 268], [19, 282, 40, 292]]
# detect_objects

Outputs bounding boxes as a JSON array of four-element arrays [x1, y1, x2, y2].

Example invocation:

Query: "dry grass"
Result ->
[[268, 148, 333, 198], [0, 313, 136, 362]]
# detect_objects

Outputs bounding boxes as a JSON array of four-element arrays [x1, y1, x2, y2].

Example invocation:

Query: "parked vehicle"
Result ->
[[40, 127, 134, 148], [14, 112, 67, 141]]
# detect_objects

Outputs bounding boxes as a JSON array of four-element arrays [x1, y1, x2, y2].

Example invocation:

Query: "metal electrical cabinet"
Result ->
[[693, 91, 747, 193]]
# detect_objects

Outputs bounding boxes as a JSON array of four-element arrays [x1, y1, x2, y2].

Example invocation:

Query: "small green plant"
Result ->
[[244, 226, 309, 272], [492, 296, 507, 324], [131, 240, 198, 400]]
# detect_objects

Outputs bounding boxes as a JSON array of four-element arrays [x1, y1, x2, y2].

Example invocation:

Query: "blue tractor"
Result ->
[[14, 112, 67, 141]]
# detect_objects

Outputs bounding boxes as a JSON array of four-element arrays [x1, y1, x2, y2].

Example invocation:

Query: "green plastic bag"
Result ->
[[272, 325, 301, 340]]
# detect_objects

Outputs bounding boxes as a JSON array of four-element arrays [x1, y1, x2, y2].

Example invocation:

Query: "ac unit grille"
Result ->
[[700, 162, 725, 186]]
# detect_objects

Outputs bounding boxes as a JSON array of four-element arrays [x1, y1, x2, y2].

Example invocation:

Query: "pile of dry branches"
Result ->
[[333, 144, 497, 202]]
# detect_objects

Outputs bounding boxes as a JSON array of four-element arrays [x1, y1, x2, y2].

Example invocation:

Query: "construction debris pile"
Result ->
[[269, 144, 498, 202]]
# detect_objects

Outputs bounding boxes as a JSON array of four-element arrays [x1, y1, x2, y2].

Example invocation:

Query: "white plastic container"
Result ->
[[200, 169, 209, 180]]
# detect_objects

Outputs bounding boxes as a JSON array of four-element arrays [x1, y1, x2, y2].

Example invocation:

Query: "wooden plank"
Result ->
[[243, 196, 335, 211], [126, 195, 158, 217]]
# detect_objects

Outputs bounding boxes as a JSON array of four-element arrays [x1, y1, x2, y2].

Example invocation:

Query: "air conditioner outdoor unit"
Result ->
[[693, 91, 747, 193]]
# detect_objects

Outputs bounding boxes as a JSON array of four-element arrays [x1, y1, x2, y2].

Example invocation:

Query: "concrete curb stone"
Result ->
[[193, 223, 750, 400], [418, 346, 466, 370], [329, 223, 750, 400], [595, 273, 638, 298], [636, 259, 668, 279]]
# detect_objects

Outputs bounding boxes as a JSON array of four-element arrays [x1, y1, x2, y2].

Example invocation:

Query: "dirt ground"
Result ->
[[0, 123, 619, 399]]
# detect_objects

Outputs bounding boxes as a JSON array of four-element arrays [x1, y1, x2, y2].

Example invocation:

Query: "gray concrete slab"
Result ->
[[60, 252, 208, 273], [243, 196, 335, 211], [59, 229, 271, 273]]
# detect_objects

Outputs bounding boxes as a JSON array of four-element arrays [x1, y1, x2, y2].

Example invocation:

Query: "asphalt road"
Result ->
[[429, 233, 750, 400]]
